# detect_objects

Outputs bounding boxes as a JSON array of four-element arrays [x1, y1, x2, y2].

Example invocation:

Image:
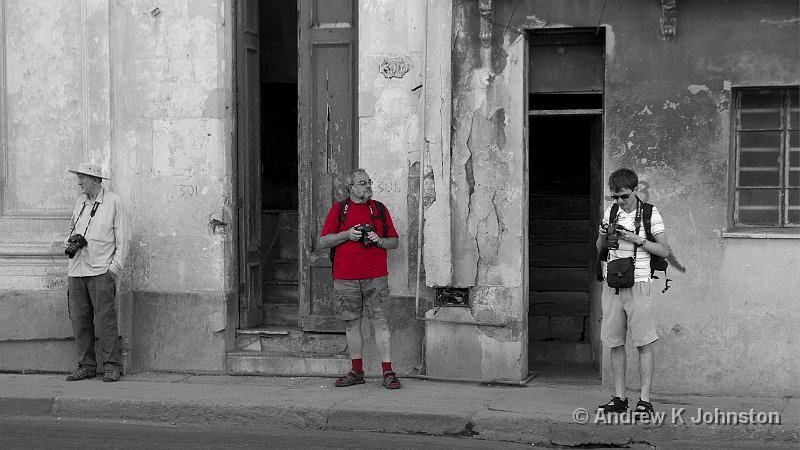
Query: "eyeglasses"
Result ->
[[611, 193, 633, 200], [351, 180, 373, 187]]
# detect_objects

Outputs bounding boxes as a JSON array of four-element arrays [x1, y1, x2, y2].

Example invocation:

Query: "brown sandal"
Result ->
[[335, 370, 365, 387], [382, 371, 401, 389]]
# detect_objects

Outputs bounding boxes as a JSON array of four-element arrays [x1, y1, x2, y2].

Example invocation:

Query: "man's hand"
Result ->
[[618, 230, 639, 244], [346, 226, 363, 242], [365, 231, 382, 246]]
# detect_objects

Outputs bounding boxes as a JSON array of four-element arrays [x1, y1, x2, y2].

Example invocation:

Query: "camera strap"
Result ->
[[68, 203, 86, 237], [70, 200, 100, 237], [631, 199, 642, 264]]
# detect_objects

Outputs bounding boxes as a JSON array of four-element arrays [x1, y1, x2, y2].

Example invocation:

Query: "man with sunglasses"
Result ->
[[595, 168, 670, 416], [64, 163, 128, 383], [319, 168, 401, 389]]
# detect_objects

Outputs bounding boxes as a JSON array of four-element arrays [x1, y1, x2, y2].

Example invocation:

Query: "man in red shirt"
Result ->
[[318, 169, 401, 389]]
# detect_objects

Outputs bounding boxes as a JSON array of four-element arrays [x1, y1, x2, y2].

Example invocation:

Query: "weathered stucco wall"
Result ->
[[359, 0, 529, 381], [0, 0, 112, 371], [424, 0, 529, 381], [0, 0, 235, 374], [357, 0, 444, 374], [111, 0, 235, 372], [477, 0, 800, 394], [359, 0, 420, 297]]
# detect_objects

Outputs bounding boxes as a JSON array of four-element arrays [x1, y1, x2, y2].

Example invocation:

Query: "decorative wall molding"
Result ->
[[660, 0, 677, 38], [479, 0, 492, 48], [379, 56, 411, 79], [479, 0, 492, 68]]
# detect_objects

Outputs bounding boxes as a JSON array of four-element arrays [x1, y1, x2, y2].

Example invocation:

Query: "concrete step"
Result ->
[[263, 280, 298, 303], [277, 227, 298, 260], [272, 259, 298, 282], [277, 211, 298, 229], [261, 331, 347, 354], [226, 350, 350, 376], [529, 315, 588, 341], [263, 303, 299, 326], [529, 340, 593, 364], [234, 326, 348, 355], [234, 325, 297, 351]]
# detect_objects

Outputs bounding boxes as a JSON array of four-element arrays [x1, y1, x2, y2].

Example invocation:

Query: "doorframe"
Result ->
[[231, 0, 265, 333], [297, 0, 359, 331], [229, 0, 242, 342], [524, 27, 606, 370]]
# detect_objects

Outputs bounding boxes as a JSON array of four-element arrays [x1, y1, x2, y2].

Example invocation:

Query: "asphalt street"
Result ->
[[0, 416, 535, 450]]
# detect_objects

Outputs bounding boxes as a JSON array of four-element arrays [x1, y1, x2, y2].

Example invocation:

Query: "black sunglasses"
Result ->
[[611, 193, 633, 200]]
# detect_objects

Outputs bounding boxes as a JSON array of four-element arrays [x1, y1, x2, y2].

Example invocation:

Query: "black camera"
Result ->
[[354, 223, 376, 247], [601, 223, 627, 250], [65, 234, 88, 259]]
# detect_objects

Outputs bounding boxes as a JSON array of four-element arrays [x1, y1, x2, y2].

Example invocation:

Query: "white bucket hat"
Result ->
[[68, 163, 109, 180]]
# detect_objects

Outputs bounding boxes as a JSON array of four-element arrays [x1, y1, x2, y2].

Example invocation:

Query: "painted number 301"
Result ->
[[374, 179, 400, 195], [178, 184, 198, 197]]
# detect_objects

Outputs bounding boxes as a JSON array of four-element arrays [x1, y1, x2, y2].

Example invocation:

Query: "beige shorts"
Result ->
[[333, 276, 390, 321], [601, 281, 659, 348]]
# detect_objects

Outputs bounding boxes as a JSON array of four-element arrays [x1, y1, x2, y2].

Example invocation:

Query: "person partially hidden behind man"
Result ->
[[595, 168, 670, 415], [318, 169, 401, 389], [64, 163, 128, 382]]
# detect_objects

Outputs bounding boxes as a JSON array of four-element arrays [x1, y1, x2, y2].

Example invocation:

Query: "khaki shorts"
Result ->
[[333, 276, 390, 321], [601, 281, 659, 348]]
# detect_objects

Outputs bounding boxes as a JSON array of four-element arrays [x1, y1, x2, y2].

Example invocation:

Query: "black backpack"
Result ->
[[601, 202, 671, 292], [329, 198, 388, 270]]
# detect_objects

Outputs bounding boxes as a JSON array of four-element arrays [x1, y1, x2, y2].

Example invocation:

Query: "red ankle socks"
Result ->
[[352, 358, 363, 374], [381, 361, 392, 373]]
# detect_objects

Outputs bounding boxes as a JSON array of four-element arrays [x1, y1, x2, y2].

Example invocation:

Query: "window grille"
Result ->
[[733, 87, 799, 227]]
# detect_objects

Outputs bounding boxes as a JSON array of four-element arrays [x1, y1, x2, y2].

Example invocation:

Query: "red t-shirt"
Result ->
[[320, 199, 399, 280]]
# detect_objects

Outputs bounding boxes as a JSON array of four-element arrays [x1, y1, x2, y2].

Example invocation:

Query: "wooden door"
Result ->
[[236, 0, 263, 329], [298, 0, 357, 332]]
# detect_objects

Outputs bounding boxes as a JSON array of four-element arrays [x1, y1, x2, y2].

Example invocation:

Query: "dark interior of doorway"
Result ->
[[260, 1, 299, 327], [529, 114, 600, 380]]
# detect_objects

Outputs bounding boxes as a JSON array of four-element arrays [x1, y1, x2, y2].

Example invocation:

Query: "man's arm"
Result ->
[[109, 197, 129, 275], [318, 227, 362, 250], [617, 229, 670, 258], [648, 232, 670, 258], [374, 235, 399, 249], [595, 233, 605, 258]]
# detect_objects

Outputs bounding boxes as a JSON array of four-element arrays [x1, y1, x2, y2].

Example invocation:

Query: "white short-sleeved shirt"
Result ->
[[600, 203, 666, 282]]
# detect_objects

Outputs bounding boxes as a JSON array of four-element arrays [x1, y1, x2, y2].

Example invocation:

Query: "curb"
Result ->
[[1, 395, 795, 447]]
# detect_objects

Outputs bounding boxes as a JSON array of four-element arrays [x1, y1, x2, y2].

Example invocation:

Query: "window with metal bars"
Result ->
[[733, 87, 799, 227]]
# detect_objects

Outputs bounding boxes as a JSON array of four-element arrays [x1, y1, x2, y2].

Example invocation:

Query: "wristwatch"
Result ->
[[637, 237, 646, 247]]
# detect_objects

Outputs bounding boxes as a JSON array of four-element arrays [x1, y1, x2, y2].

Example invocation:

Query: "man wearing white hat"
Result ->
[[64, 163, 128, 382]]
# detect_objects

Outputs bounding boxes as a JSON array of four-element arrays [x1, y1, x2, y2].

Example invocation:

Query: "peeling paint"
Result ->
[[723, 80, 732, 91], [687, 84, 710, 95], [759, 17, 800, 26]]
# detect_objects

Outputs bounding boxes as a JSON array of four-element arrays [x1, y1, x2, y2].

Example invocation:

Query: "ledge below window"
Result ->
[[722, 228, 800, 239]]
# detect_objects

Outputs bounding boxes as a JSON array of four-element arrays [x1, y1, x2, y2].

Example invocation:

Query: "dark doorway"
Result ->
[[259, 1, 300, 328], [229, 1, 357, 376], [528, 114, 600, 371], [235, 0, 357, 334], [527, 29, 605, 377]]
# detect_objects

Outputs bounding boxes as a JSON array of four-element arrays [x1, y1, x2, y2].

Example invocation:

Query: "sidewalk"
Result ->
[[0, 370, 796, 447]]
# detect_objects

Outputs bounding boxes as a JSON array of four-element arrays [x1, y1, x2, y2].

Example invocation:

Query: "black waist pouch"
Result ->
[[607, 257, 635, 293], [650, 255, 668, 272]]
